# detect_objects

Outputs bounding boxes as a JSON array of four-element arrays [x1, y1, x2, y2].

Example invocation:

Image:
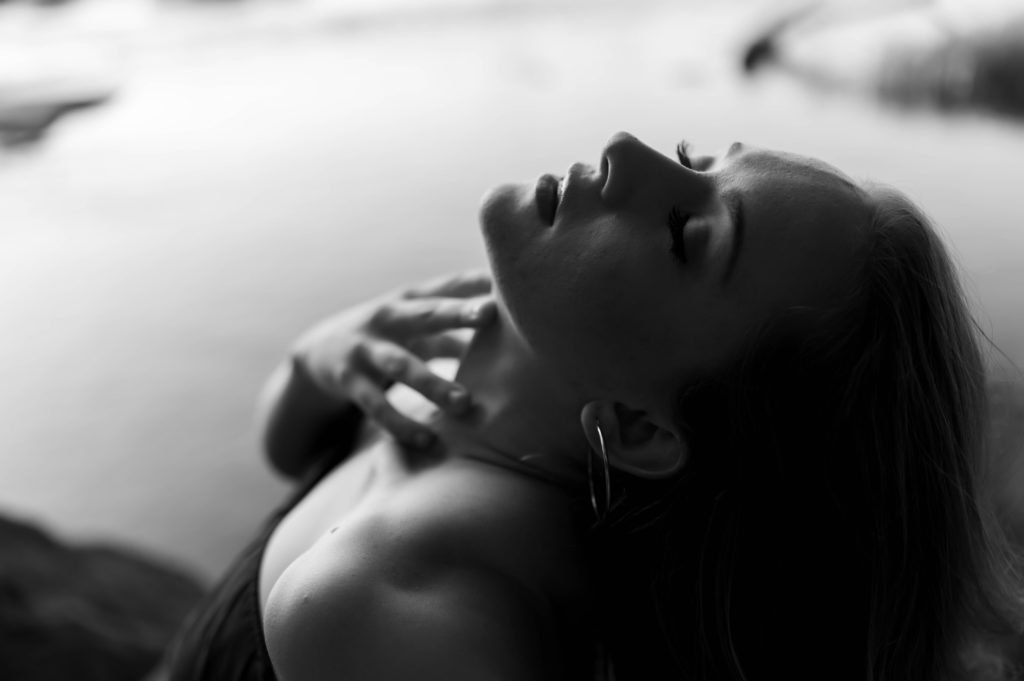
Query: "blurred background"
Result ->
[[1, 0, 1023, 599]]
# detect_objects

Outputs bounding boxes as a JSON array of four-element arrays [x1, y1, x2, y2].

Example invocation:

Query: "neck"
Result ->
[[430, 314, 589, 490]]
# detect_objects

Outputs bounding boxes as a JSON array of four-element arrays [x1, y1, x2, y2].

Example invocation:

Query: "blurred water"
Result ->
[[1, 0, 1023, 580]]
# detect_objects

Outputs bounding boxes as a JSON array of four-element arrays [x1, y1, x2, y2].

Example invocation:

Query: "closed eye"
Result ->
[[666, 206, 690, 264]]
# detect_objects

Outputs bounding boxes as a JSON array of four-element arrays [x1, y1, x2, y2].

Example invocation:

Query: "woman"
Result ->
[[157, 132, 1023, 681]]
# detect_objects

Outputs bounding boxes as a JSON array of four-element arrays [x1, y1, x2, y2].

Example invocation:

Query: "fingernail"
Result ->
[[448, 389, 471, 412], [466, 302, 492, 323]]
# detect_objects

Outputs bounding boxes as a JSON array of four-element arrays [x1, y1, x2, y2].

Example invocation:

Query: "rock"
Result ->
[[0, 515, 205, 681], [741, 2, 1024, 121], [0, 94, 112, 148]]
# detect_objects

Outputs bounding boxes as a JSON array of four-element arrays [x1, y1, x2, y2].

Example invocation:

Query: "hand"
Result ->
[[290, 270, 496, 449]]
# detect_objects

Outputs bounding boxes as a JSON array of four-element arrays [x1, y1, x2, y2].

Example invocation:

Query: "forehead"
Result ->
[[721, 146, 868, 232], [726, 147, 861, 198], [719, 146, 871, 307]]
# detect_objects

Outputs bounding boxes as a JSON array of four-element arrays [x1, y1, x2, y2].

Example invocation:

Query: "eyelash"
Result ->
[[676, 140, 693, 169], [666, 206, 690, 263]]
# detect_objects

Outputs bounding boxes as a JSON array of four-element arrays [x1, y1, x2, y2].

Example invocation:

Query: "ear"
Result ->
[[579, 400, 689, 480]]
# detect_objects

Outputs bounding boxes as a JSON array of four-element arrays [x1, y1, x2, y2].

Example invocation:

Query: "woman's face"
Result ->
[[479, 132, 870, 408]]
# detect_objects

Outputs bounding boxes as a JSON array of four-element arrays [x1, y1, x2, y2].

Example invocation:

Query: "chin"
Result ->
[[478, 182, 531, 238], [478, 182, 536, 284], [476, 185, 539, 341]]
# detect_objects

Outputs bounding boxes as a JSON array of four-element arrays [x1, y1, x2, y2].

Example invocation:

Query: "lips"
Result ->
[[535, 173, 561, 226]]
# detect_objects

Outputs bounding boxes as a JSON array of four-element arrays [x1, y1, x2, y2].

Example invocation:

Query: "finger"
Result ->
[[409, 329, 474, 360], [372, 296, 496, 337], [362, 339, 472, 415], [344, 372, 436, 449], [402, 269, 492, 299]]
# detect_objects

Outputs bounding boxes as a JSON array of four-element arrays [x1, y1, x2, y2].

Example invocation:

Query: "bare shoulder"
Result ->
[[394, 458, 586, 584], [262, 478, 576, 681]]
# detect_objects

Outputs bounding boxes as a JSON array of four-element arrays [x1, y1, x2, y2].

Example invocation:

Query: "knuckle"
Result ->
[[406, 338, 425, 356], [349, 337, 367, 354], [365, 397, 387, 420], [407, 304, 433, 324], [350, 339, 373, 363], [334, 366, 355, 388], [369, 302, 398, 327], [418, 303, 450, 326], [379, 353, 408, 377]]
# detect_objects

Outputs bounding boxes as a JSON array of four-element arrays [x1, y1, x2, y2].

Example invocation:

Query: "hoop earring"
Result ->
[[589, 420, 613, 523]]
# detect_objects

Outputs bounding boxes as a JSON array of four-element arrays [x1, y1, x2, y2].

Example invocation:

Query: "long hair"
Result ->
[[587, 184, 1024, 680]]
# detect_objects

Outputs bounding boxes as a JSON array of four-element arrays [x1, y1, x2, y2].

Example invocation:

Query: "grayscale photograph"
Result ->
[[1, 0, 1023, 679]]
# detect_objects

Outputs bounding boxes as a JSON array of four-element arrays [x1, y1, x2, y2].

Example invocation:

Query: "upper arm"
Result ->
[[257, 359, 364, 479], [263, 536, 554, 681]]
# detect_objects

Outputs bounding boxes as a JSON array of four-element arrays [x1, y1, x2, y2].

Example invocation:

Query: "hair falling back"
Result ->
[[587, 184, 1024, 681]]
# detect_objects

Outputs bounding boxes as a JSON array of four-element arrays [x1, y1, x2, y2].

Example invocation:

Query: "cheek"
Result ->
[[506, 247, 672, 387], [481, 204, 698, 390]]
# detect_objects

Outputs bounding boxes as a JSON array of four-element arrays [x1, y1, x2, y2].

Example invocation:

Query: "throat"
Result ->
[[442, 311, 593, 464], [446, 435, 586, 494]]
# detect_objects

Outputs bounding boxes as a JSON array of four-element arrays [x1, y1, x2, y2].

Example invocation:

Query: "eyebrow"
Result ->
[[721, 192, 745, 284]]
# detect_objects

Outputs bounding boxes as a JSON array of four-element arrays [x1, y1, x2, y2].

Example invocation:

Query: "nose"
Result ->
[[600, 131, 711, 212]]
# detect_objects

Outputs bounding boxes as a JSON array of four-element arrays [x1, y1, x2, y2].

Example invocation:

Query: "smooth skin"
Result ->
[[257, 270, 497, 477], [259, 272, 591, 681], [258, 132, 873, 681]]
